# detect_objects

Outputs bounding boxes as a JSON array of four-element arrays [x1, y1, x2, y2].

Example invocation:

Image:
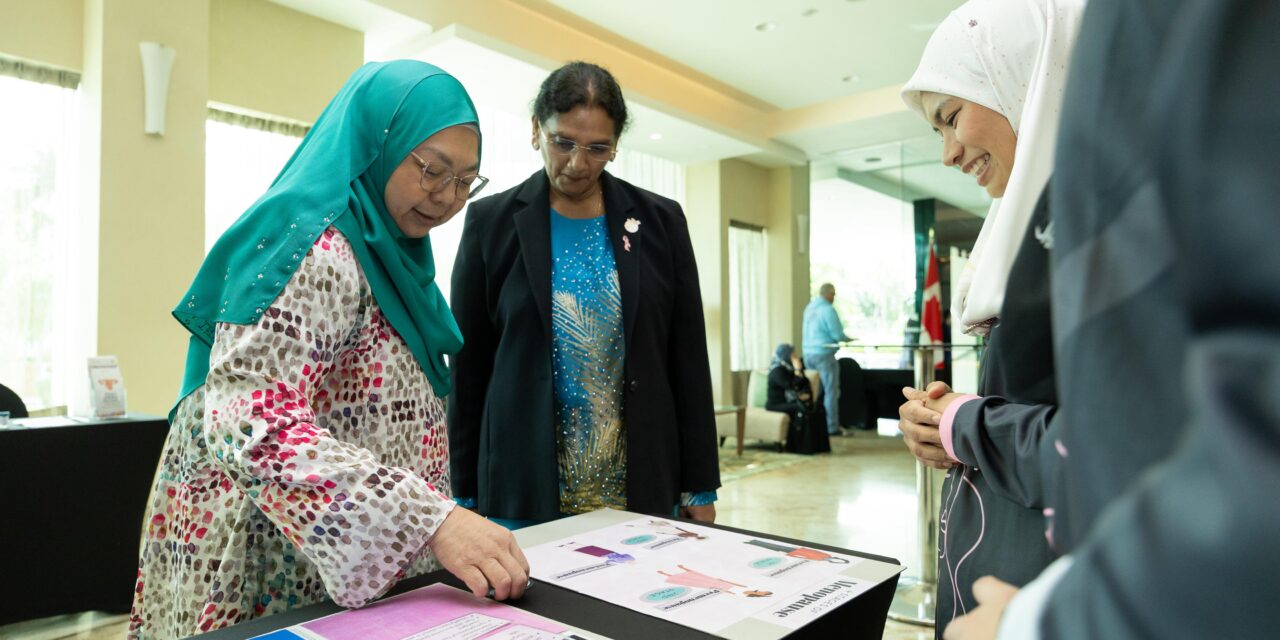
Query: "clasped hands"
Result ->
[[897, 380, 962, 469], [897, 383, 1022, 639]]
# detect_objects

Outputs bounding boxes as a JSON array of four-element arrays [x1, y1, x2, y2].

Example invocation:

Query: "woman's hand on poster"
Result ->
[[428, 506, 530, 600]]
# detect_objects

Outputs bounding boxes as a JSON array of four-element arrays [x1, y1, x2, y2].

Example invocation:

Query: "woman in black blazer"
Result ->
[[448, 62, 720, 527]]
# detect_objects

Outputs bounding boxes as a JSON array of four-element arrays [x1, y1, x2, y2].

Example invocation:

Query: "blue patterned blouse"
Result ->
[[550, 210, 628, 514]]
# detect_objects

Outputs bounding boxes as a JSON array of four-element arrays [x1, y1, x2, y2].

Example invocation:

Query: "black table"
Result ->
[[0, 414, 170, 624], [192, 520, 901, 640]]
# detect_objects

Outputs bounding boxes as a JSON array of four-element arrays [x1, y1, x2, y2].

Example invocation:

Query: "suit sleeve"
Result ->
[[447, 209, 496, 499], [949, 398, 1056, 509], [1040, 336, 1280, 638], [666, 206, 722, 492], [1040, 3, 1280, 636]]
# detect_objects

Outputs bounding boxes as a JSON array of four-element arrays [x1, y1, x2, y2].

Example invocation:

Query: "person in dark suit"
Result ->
[[945, 1, 1280, 638], [448, 61, 720, 529]]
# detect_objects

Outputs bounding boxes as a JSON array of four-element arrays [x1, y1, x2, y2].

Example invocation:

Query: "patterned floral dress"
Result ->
[[549, 211, 627, 515], [128, 228, 456, 639]]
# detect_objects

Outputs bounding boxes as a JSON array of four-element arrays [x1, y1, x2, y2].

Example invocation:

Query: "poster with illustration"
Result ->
[[525, 515, 894, 637], [250, 583, 601, 640]]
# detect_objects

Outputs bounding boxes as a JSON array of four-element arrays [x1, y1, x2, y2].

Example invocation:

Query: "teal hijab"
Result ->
[[173, 60, 477, 414]]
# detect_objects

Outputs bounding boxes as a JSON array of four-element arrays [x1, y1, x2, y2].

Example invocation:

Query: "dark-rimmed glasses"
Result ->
[[410, 152, 490, 200], [542, 132, 616, 163]]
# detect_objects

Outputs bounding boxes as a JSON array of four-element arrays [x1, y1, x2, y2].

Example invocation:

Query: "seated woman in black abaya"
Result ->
[[766, 343, 830, 455]]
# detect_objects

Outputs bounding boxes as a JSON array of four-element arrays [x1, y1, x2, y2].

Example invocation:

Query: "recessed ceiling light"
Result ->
[[755, 22, 776, 32], [649, 133, 663, 140], [842, 75, 861, 83], [802, 8, 818, 17]]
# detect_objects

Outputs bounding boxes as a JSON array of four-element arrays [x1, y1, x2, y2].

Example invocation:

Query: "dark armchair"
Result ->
[[0, 383, 29, 418]]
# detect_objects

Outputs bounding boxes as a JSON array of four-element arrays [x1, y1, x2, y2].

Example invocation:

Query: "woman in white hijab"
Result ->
[[894, 0, 1084, 635]]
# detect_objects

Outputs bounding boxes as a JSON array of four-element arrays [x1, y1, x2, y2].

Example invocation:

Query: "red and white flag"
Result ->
[[922, 245, 945, 368]]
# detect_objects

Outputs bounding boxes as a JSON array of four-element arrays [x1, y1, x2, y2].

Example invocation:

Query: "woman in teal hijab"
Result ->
[[129, 61, 528, 640]]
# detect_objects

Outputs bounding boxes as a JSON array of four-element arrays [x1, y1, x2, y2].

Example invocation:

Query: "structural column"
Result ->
[[84, 0, 210, 413]]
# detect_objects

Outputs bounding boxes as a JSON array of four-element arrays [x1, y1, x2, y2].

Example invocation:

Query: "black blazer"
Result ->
[[448, 169, 721, 521]]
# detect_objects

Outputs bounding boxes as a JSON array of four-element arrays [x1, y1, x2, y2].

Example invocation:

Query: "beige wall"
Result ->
[[85, 0, 211, 414], [685, 159, 810, 405], [719, 159, 770, 229], [209, 0, 363, 123], [0, 0, 364, 414], [0, 0, 83, 70], [0, 0, 363, 123], [767, 165, 810, 351], [685, 161, 727, 404]]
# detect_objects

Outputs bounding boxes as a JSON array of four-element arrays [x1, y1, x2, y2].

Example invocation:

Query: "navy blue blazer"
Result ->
[[447, 169, 720, 521]]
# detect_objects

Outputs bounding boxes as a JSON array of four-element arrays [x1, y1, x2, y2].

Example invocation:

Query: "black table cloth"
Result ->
[[0, 414, 169, 624]]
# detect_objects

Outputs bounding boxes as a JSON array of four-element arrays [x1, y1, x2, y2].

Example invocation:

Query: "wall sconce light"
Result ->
[[797, 213, 809, 254], [139, 42, 175, 135]]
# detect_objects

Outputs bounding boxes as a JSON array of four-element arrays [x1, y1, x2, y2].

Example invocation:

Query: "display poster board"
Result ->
[[518, 510, 904, 640]]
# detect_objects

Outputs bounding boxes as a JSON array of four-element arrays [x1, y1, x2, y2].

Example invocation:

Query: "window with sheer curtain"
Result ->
[[729, 223, 769, 372], [430, 104, 687, 303], [204, 110, 307, 252], [0, 67, 84, 412]]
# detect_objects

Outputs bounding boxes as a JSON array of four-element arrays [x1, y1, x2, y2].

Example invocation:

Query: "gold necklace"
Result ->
[[554, 183, 605, 217]]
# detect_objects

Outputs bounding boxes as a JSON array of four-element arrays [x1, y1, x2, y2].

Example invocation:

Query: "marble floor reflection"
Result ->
[[717, 429, 934, 640]]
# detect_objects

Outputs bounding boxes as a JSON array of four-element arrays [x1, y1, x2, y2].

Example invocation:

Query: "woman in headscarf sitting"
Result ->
[[129, 61, 527, 639], [766, 343, 830, 455]]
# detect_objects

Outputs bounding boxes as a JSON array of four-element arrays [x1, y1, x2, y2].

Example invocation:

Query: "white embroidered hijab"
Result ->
[[901, 0, 1085, 336]]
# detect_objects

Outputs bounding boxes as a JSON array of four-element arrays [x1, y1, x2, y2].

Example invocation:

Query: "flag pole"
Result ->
[[888, 345, 941, 627], [889, 231, 942, 627]]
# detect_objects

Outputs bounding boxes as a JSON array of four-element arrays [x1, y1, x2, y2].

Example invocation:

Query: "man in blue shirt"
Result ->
[[802, 283, 852, 436]]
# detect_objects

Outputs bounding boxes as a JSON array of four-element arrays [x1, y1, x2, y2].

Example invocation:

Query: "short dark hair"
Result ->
[[532, 61, 630, 139]]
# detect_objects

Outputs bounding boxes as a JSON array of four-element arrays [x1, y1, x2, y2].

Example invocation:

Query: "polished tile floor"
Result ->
[[5, 429, 935, 640], [717, 430, 935, 640]]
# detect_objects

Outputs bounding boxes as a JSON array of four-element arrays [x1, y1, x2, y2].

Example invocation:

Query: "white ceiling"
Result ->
[[268, 0, 431, 59], [821, 135, 993, 215], [267, 0, 988, 211], [539, 0, 986, 210], [393, 27, 762, 166], [543, 0, 962, 110]]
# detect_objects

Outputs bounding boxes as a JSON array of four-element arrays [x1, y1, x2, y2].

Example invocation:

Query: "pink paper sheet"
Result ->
[[301, 584, 564, 640]]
